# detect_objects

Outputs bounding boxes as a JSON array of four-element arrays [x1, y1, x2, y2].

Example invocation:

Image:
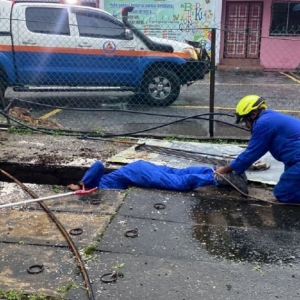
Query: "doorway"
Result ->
[[224, 2, 263, 59]]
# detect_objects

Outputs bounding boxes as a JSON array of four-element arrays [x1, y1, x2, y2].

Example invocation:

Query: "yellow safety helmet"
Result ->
[[235, 95, 267, 124]]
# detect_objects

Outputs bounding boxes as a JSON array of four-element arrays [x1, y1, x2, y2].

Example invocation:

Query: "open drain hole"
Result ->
[[69, 228, 83, 236], [100, 271, 125, 283], [124, 228, 139, 238], [90, 199, 101, 205], [154, 203, 166, 210], [27, 264, 44, 274], [0, 163, 86, 186]]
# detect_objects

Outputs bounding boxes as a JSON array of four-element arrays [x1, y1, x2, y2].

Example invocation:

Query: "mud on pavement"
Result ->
[[0, 131, 132, 185]]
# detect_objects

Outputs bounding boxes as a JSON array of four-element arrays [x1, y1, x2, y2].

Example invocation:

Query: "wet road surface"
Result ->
[[2, 70, 300, 139]]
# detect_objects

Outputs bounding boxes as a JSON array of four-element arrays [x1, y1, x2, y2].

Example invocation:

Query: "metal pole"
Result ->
[[0, 186, 97, 209], [209, 28, 216, 137]]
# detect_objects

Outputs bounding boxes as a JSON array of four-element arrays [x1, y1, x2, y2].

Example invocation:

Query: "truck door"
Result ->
[[11, 4, 77, 85], [72, 8, 139, 86]]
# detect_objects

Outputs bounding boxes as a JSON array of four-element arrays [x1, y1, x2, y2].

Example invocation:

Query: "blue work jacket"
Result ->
[[230, 109, 300, 174]]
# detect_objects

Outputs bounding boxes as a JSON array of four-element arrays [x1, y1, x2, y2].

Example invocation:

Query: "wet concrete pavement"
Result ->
[[2, 185, 300, 300], [68, 188, 300, 300], [1, 132, 300, 299]]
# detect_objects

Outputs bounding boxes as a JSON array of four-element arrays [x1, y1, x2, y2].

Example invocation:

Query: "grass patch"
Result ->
[[0, 290, 58, 300], [7, 126, 33, 135]]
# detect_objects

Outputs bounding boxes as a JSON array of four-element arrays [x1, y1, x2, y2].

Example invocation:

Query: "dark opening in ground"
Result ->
[[0, 162, 87, 185]]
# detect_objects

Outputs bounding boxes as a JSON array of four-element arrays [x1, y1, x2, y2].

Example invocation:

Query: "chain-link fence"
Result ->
[[0, 4, 299, 139]]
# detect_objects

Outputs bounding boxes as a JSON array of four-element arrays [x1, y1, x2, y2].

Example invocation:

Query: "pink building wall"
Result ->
[[220, 0, 300, 70]]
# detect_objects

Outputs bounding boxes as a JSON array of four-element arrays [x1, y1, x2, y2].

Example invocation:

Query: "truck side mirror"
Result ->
[[124, 28, 133, 40]]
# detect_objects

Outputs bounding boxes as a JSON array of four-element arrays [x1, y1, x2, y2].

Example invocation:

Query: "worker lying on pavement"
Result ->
[[68, 160, 248, 194], [216, 94, 300, 203]]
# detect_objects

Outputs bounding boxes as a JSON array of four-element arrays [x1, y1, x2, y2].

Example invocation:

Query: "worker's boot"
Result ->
[[215, 172, 248, 195]]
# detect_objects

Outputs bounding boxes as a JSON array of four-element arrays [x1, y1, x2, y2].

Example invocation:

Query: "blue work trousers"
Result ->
[[273, 162, 300, 203], [82, 160, 215, 192]]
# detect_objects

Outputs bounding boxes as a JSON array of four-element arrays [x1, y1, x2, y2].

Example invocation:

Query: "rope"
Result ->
[[214, 171, 300, 206]]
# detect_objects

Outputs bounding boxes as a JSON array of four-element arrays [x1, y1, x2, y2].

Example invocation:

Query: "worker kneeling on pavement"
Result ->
[[216, 94, 300, 203], [68, 160, 248, 194]]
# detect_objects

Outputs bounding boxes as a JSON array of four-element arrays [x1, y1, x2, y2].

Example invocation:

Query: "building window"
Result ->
[[270, 1, 300, 35]]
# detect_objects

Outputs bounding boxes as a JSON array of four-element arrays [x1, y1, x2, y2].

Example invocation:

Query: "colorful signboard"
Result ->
[[104, 0, 215, 51]]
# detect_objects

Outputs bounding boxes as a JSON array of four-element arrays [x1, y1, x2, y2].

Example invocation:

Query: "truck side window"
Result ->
[[25, 7, 70, 35], [75, 11, 125, 39]]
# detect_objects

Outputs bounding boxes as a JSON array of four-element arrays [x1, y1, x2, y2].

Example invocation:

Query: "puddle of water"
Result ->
[[189, 199, 300, 264]]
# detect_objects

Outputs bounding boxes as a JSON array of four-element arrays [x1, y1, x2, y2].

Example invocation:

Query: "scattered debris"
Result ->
[[9, 106, 62, 128]]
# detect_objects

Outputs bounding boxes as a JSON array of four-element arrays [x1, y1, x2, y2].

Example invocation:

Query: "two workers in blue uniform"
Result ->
[[69, 95, 300, 203]]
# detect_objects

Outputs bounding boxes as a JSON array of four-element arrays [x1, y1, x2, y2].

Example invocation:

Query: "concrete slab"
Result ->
[[97, 213, 300, 264], [0, 243, 76, 298], [0, 210, 110, 247], [1, 184, 125, 215], [117, 188, 204, 224], [97, 188, 300, 264], [113, 188, 300, 230], [69, 251, 300, 300], [98, 214, 215, 262], [30, 189, 126, 215], [0, 187, 127, 248], [0, 186, 127, 298]]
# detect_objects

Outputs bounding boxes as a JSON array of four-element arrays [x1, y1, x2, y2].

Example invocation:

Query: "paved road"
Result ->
[[3, 70, 300, 138]]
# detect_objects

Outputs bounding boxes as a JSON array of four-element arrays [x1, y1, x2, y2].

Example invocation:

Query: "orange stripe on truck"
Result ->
[[0, 45, 13, 51], [14, 45, 77, 54], [12, 45, 190, 58]]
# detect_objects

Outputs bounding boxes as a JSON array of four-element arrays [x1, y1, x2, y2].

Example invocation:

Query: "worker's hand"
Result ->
[[67, 181, 85, 191], [215, 165, 233, 174], [67, 184, 81, 191]]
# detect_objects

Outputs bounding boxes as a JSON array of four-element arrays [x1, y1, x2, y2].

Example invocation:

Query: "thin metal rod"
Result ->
[[0, 191, 75, 209]]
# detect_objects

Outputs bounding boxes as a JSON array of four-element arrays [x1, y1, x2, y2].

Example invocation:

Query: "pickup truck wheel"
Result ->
[[136, 69, 181, 106]]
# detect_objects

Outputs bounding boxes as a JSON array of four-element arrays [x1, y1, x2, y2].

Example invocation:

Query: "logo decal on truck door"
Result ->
[[103, 41, 116, 54]]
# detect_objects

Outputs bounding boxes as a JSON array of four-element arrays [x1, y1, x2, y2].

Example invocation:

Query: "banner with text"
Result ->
[[104, 0, 215, 51]]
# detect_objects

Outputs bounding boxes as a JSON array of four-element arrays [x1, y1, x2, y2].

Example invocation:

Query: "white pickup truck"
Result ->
[[0, 1, 210, 106]]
